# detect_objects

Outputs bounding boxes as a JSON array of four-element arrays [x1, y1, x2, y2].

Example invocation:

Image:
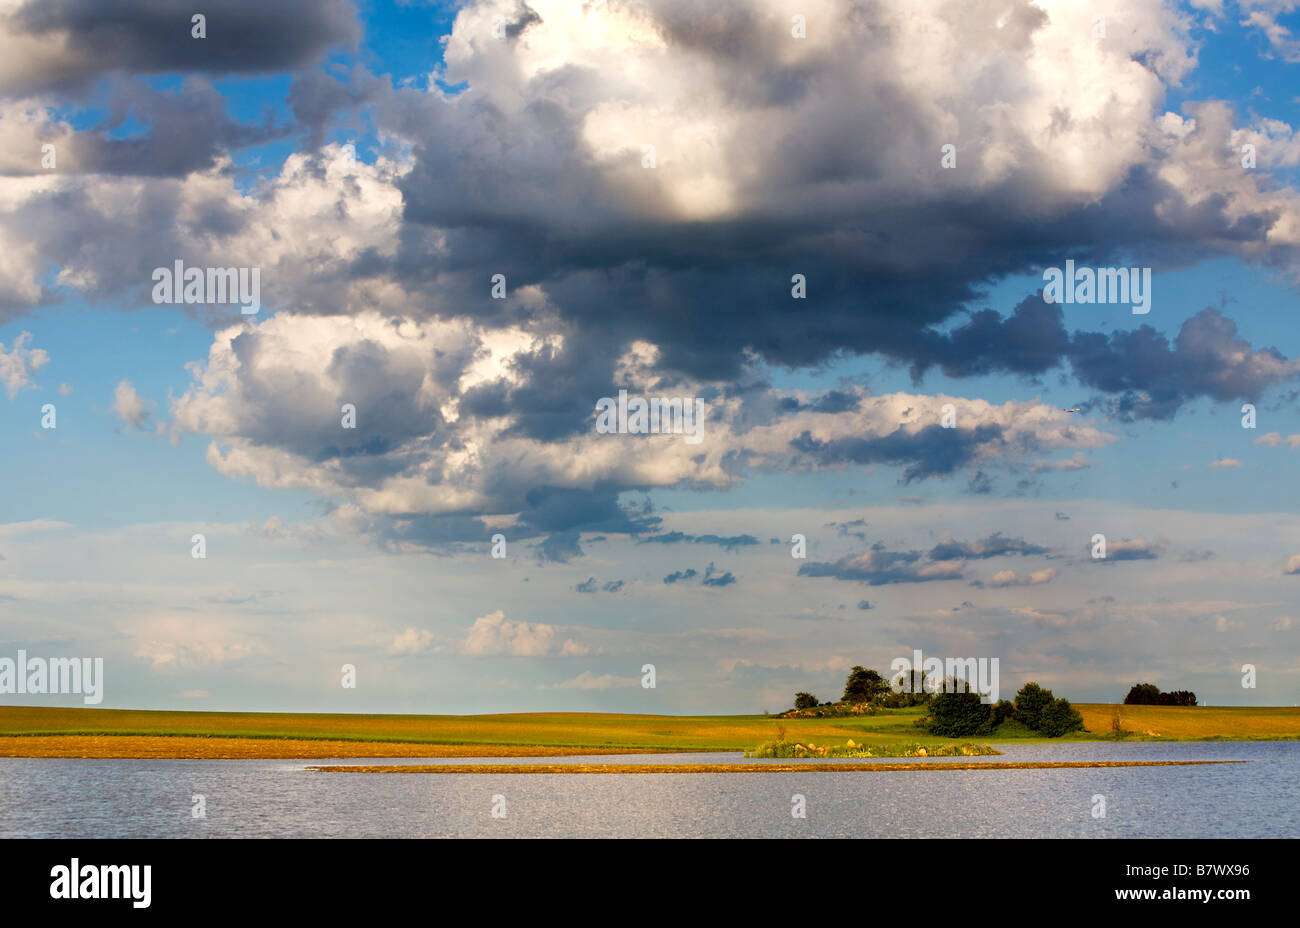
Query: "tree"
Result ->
[[879, 669, 933, 707], [1124, 683, 1197, 707], [927, 684, 995, 737], [1015, 682, 1054, 730], [1124, 683, 1161, 706], [793, 692, 819, 710], [1037, 698, 1085, 737], [842, 666, 888, 704]]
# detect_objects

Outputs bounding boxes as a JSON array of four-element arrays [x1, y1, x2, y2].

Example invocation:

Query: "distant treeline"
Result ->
[[1123, 683, 1197, 706]]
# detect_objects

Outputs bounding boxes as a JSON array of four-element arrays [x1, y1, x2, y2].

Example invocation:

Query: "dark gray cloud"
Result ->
[[662, 563, 736, 587], [5, 0, 359, 96], [909, 298, 1297, 420], [798, 548, 965, 586], [701, 563, 736, 587], [287, 64, 388, 150], [778, 390, 861, 415], [790, 424, 1007, 482], [370, 513, 496, 548], [518, 487, 659, 537], [928, 532, 1048, 560], [1070, 308, 1294, 420], [825, 518, 868, 540], [638, 532, 759, 551], [51, 78, 292, 177], [908, 296, 1072, 381], [534, 530, 583, 564], [575, 577, 625, 593]]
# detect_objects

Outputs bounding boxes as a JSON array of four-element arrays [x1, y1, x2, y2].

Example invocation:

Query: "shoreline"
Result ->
[[309, 760, 1250, 774]]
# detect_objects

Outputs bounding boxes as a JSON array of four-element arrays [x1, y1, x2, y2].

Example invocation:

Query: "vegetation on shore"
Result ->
[[746, 734, 997, 758], [786, 667, 1099, 738]]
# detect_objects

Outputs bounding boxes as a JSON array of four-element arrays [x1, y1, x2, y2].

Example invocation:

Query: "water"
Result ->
[[1, 741, 1295, 838]]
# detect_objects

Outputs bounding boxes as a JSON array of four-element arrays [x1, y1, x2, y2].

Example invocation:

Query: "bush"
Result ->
[[1014, 682, 1054, 730], [1037, 698, 1085, 737], [793, 691, 819, 710], [927, 687, 995, 737]]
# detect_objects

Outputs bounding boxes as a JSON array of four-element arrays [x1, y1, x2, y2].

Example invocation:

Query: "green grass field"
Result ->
[[1, 703, 1298, 757]]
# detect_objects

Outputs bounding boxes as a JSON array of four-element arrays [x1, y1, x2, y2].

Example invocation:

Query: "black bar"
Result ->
[[0, 839, 1278, 915]]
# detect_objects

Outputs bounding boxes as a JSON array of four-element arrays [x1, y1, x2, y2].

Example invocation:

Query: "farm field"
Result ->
[[1, 704, 1297, 758]]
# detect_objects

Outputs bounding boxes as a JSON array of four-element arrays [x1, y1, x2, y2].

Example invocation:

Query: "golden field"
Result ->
[[0, 704, 1296, 758]]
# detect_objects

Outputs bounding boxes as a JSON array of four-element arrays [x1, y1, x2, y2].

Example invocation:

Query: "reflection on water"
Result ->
[[1, 741, 1295, 838]]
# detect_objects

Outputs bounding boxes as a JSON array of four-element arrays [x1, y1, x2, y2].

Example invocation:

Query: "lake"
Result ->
[[1, 741, 1295, 838]]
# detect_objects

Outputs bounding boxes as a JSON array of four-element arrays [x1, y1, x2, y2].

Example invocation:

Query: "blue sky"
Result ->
[[2, 0, 1300, 714]]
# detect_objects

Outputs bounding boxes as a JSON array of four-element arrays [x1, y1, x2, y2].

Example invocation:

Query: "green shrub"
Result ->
[[1014, 682, 1054, 730], [927, 688, 995, 737], [1037, 698, 1085, 737]]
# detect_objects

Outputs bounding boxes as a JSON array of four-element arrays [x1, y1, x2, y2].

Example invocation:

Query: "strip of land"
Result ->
[[0, 735, 659, 759], [310, 760, 1248, 774], [1, 704, 1296, 759]]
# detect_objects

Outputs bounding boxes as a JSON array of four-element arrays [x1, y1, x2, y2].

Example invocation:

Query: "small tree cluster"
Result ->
[[1123, 683, 1197, 706], [926, 679, 1008, 736], [1015, 682, 1084, 737], [926, 681, 1082, 737], [790, 666, 934, 713], [787, 671, 1083, 739], [878, 669, 932, 708]]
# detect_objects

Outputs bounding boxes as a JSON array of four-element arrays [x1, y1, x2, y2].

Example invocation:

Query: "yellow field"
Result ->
[[1075, 704, 1300, 740], [0, 704, 1296, 758], [0, 735, 658, 759]]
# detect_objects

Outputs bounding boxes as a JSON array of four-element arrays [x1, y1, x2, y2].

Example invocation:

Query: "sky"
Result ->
[[1, 0, 1299, 714]]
